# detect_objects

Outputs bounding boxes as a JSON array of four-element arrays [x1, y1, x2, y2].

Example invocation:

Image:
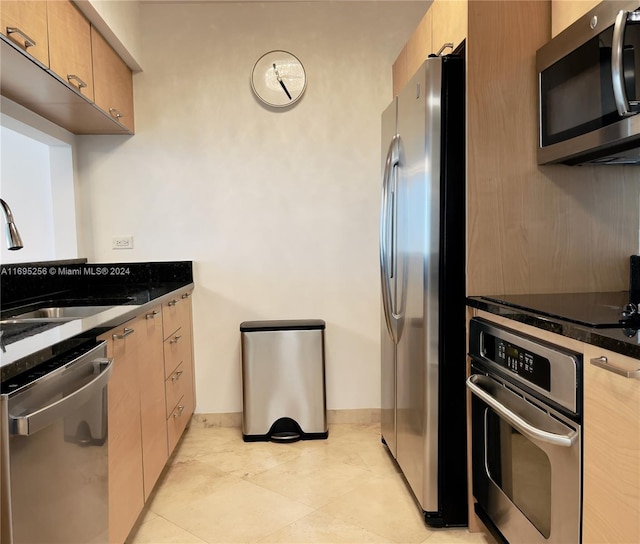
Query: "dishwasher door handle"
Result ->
[[9, 358, 113, 436]]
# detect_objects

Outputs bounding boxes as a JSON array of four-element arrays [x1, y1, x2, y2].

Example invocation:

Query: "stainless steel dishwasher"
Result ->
[[1, 341, 113, 544]]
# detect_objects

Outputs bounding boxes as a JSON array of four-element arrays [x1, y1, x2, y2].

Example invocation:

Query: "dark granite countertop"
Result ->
[[467, 293, 640, 360], [1, 260, 194, 382]]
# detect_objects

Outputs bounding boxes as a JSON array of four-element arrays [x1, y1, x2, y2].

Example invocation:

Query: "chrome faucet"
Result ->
[[0, 198, 23, 250]]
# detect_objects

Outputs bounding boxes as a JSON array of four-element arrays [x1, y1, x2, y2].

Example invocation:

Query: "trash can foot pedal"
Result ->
[[270, 431, 301, 443]]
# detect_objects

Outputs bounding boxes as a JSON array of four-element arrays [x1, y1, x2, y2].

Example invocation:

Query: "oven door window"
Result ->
[[485, 409, 552, 538], [540, 22, 640, 146]]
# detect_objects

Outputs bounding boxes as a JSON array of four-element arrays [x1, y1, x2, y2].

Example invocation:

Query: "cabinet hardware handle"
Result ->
[[590, 356, 640, 379], [6, 27, 36, 49], [181, 292, 192, 299], [171, 370, 184, 382], [168, 299, 179, 307], [112, 327, 134, 340], [146, 310, 160, 319], [173, 405, 185, 418], [436, 42, 454, 56], [108, 107, 123, 120], [170, 335, 182, 344], [67, 74, 88, 91]]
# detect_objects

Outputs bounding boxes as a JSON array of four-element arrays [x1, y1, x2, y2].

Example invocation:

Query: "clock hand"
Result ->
[[273, 63, 292, 100]]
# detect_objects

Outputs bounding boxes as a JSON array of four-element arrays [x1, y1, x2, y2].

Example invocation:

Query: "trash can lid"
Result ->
[[240, 319, 325, 332]]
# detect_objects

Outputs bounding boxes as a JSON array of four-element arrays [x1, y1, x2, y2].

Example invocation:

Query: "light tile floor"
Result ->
[[128, 423, 495, 544]]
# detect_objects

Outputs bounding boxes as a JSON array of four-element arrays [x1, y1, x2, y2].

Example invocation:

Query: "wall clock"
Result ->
[[251, 50, 307, 108]]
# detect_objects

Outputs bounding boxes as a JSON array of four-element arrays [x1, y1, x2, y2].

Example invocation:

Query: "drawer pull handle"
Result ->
[[173, 405, 185, 418], [436, 42, 454, 56], [171, 370, 184, 382], [112, 327, 134, 340], [6, 27, 36, 50], [168, 299, 179, 307], [181, 292, 192, 299], [590, 356, 640, 379], [170, 335, 182, 344], [67, 74, 88, 91], [109, 107, 123, 120], [146, 310, 160, 319]]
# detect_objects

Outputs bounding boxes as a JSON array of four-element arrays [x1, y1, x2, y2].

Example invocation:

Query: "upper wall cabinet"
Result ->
[[0, 0, 135, 135], [432, 0, 467, 56], [0, 0, 49, 66], [47, 0, 94, 101], [552, 0, 601, 37], [92, 27, 135, 132], [393, 9, 431, 96], [392, 0, 467, 96]]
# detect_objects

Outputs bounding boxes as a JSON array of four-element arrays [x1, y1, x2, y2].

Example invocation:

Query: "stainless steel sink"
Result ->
[[5, 306, 114, 322]]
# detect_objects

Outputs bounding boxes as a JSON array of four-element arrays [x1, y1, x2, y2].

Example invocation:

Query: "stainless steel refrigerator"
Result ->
[[380, 54, 467, 527]]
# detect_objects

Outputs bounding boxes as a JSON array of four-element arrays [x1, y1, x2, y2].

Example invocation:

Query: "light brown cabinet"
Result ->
[[101, 302, 180, 544], [0, 0, 134, 134], [583, 345, 640, 544], [162, 289, 196, 454], [47, 0, 93, 100], [100, 319, 144, 544], [91, 26, 135, 132], [137, 306, 168, 501], [0, 0, 49, 66], [391, 0, 467, 96], [551, 0, 601, 37], [431, 0, 467, 57]]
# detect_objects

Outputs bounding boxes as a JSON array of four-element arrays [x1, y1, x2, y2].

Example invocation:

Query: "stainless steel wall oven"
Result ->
[[467, 318, 582, 544]]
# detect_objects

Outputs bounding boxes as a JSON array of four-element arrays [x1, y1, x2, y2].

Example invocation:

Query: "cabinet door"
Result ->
[[406, 8, 432, 83], [101, 322, 144, 544], [0, 0, 49, 66], [392, 45, 408, 97], [551, 0, 600, 38], [583, 345, 640, 544], [138, 307, 168, 501], [431, 0, 467, 55], [47, 0, 93, 100], [91, 26, 134, 132]]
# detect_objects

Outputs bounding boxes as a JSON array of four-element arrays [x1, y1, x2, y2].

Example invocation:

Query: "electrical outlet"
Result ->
[[112, 236, 134, 249]]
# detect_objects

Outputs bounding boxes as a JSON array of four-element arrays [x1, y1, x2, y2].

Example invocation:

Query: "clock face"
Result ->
[[251, 50, 306, 108]]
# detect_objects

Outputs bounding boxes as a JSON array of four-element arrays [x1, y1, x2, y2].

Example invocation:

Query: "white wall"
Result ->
[[76, 1, 427, 414], [0, 99, 79, 264]]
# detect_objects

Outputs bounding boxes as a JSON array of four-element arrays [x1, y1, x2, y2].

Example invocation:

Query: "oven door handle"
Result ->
[[467, 374, 578, 448]]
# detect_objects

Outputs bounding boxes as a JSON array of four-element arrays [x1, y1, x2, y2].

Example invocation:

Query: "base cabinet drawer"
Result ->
[[165, 361, 191, 418], [167, 392, 194, 454], [162, 293, 191, 341], [163, 327, 186, 378]]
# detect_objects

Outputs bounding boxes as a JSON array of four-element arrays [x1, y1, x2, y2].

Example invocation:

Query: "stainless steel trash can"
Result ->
[[240, 319, 328, 442]]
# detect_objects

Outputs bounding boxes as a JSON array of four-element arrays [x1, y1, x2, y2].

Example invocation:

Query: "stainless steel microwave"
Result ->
[[537, 1, 640, 165]]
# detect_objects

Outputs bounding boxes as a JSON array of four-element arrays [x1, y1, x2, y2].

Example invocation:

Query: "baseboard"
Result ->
[[191, 408, 381, 428]]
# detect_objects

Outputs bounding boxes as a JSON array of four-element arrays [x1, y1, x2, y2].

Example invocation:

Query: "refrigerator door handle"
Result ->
[[380, 135, 400, 343]]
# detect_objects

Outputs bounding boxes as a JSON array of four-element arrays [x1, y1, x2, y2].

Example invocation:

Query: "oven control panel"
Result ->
[[484, 333, 551, 391], [469, 317, 581, 414]]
